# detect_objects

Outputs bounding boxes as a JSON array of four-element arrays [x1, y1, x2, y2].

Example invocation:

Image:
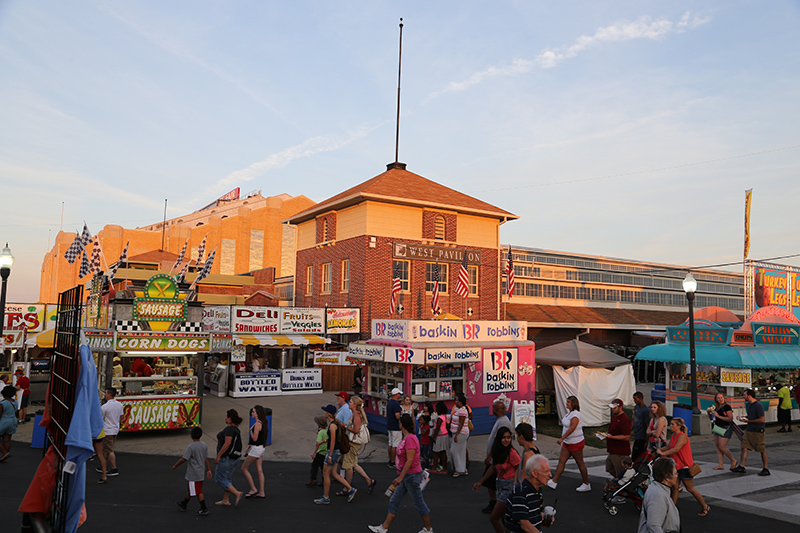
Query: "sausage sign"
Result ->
[[119, 397, 200, 432]]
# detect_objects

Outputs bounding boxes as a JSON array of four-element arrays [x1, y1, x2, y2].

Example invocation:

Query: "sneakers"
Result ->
[[347, 487, 358, 502], [368, 526, 389, 533], [176, 500, 188, 512], [97, 478, 107, 484], [452, 472, 466, 478], [306, 479, 318, 487], [576, 483, 592, 492], [95, 467, 105, 474], [777, 428, 787, 433], [107, 468, 119, 477], [198, 508, 209, 516], [731, 466, 746, 474], [314, 496, 331, 505], [758, 468, 771, 476], [546, 479, 558, 490], [387, 462, 396, 469], [418, 529, 434, 533]]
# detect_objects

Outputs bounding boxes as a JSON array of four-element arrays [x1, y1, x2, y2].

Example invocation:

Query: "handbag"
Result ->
[[351, 418, 370, 445], [688, 463, 702, 477], [711, 422, 728, 437]]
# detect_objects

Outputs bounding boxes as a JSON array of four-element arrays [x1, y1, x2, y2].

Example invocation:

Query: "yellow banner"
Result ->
[[744, 189, 752, 259]]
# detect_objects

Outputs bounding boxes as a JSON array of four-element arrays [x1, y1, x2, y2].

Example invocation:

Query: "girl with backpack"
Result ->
[[427, 401, 449, 475], [314, 404, 356, 505]]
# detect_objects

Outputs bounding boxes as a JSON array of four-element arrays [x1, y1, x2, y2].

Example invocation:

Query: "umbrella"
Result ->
[[535, 339, 631, 369]]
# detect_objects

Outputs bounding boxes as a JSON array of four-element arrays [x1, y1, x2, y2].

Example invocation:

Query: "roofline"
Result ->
[[286, 193, 518, 224]]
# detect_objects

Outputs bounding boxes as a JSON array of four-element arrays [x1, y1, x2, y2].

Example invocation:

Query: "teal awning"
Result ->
[[636, 344, 800, 369]]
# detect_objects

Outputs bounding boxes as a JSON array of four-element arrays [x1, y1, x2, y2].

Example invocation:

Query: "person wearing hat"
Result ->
[[605, 398, 632, 479], [314, 404, 356, 505], [335, 391, 351, 425], [14, 368, 30, 424], [112, 357, 123, 389], [386, 388, 403, 469]]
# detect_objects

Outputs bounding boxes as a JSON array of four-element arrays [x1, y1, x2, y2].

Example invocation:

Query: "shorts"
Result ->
[[432, 434, 448, 453], [247, 445, 265, 458], [564, 440, 585, 452], [388, 430, 403, 448], [188, 480, 204, 496], [20, 395, 29, 409], [480, 464, 497, 490], [102, 434, 117, 455], [215, 456, 238, 489], [742, 430, 766, 453], [342, 442, 361, 469], [715, 424, 733, 439], [496, 477, 514, 503], [606, 454, 626, 478], [677, 467, 693, 480], [327, 449, 341, 465]]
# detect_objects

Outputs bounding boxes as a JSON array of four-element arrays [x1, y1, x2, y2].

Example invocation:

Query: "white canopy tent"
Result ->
[[535, 340, 636, 427]]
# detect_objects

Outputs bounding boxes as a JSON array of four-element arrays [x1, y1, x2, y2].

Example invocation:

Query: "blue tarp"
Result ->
[[635, 343, 800, 369]]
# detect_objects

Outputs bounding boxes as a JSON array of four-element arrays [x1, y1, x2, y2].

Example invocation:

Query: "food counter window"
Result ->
[[751, 369, 799, 398], [410, 364, 464, 401], [117, 353, 200, 398], [668, 363, 727, 396], [368, 362, 405, 397]]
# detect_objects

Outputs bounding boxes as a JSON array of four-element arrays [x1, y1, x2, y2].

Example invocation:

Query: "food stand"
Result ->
[[349, 319, 535, 434], [636, 305, 800, 422]]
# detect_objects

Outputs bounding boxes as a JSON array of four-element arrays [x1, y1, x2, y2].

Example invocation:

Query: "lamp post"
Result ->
[[0, 243, 14, 338], [682, 272, 700, 434]]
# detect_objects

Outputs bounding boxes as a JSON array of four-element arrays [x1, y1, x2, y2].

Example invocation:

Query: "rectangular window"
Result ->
[[249, 230, 264, 271], [426, 263, 448, 293], [305, 265, 313, 295], [321, 262, 332, 294], [341, 259, 350, 292], [221, 239, 236, 275], [393, 260, 410, 291], [468, 265, 478, 295]]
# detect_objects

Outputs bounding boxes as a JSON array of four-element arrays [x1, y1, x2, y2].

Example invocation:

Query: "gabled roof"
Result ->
[[286, 165, 517, 224], [506, 303, 713, 330]]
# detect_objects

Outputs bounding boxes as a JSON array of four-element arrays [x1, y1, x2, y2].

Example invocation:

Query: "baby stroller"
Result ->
[[601, 449, 655, 516]]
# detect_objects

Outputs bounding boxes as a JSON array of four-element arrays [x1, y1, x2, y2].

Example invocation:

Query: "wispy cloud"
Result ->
[[427, 12, 710, 100], [193, 124, 382, 203]]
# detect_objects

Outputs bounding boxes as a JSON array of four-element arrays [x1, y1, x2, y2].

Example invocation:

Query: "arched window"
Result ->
[[434, 215, 445, 240]]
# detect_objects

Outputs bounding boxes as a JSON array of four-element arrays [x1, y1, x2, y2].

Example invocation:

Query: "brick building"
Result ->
[[287, 162, 517, 334]]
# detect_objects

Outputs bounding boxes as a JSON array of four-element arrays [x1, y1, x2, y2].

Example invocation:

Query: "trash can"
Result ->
[[672, 404, 693, 435], [31, 410, 47, 449], [249, 407, 273, 446], [651, 384, 666, 404]]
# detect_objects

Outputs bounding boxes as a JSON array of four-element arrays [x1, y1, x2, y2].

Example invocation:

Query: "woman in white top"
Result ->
[[449, 393, 470, 477], [548, 395, 591, 492]]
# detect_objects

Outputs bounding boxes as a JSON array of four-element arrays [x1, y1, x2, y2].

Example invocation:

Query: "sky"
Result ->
[[1, 1, 799, 303]]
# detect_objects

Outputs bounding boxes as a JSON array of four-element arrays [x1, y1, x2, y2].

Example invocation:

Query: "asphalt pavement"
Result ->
[[3, 391, 800, 531]]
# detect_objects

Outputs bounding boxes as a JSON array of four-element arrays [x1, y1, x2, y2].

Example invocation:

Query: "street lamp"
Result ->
[[682, 272, 700, 433], [0, 243, 14, 338]]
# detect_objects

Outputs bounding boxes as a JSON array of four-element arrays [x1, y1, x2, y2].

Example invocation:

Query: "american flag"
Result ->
[[89, 237, 103, 274], [107, 242, 129, 280], [506, 246, 515, 298], [78, 249, 90, 278], [430, 262, 440, 315], [390, 262, 402, 314], [195, 234, 207, 267], [171, 238, 189, 271], [189, 248, 216, 290], [455, 251, 470, 298]]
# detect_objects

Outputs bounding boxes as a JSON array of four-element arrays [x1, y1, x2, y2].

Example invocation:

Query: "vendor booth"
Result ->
[[349, 319, 534, 434], [636, 305, 800, 422], [534, 339, 636, 426]]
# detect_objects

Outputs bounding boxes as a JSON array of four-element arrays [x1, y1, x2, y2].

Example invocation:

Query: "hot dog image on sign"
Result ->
[[483, 347, 518, 394]]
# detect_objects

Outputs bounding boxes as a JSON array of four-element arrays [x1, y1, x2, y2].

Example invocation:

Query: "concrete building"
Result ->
[[39, 191, 314, 303]]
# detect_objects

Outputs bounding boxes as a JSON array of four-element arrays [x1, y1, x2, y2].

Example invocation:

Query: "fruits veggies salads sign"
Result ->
[[119, 397, 200, 432]]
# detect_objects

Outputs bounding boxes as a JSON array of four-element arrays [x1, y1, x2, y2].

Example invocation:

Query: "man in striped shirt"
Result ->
[[504, 454, 553, 533]]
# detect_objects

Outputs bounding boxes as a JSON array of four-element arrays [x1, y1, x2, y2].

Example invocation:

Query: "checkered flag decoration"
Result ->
[[63, 223, 92, 264], [89, 237, 103, 275], [171, 238, 189, 272], [189, 248, 216, 290], [176, 260, 190, 283], [195, 234, 207, 267], [107, 242, 129, 280], [78, 249, 90, 278]]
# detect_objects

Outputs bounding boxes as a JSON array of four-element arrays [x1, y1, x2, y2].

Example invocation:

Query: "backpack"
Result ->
[[228, 429, 242, 459], [332, 419, 351, 454]]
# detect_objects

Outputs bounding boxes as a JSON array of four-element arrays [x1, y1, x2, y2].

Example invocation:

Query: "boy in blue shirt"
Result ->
[[173, 427, 212, 515]]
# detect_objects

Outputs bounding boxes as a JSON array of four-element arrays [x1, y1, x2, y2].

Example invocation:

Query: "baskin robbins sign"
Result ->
[[483, 347, 518, 393], [425, 347, 480, 364], [371, 320, 527, 344]]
